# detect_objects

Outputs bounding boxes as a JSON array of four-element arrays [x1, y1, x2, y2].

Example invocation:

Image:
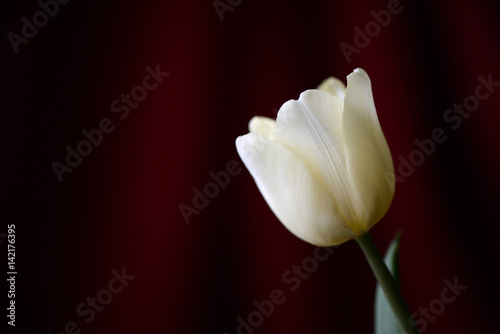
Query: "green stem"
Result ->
[[355, 232, 419, 334]]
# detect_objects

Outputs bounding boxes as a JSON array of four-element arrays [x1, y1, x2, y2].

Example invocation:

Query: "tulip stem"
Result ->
[[356, 232, 419, 334]]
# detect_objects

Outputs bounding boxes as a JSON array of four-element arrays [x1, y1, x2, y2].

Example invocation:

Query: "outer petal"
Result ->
[[273, 90, 364, 234], [236, 133, 356, 246], [343, 68, 395, 230], [249, 116, 276, 139], [318, 77, 346, 101]]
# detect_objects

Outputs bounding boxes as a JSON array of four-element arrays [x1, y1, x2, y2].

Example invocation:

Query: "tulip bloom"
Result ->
[[235, 69, 395, 246]]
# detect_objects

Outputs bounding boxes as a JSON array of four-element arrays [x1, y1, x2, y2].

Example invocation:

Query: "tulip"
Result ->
[[236, 69, 420, 334], [235, 68, 395, 246]]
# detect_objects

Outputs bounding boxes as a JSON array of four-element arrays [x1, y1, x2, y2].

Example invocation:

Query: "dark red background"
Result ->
[[3, 0, 500, 333]]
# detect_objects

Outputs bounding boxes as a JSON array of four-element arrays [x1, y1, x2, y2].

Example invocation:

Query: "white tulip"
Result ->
[[235, 69, 395, 246]]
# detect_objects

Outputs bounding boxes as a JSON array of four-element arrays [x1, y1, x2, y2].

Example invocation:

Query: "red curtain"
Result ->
[[3, 0, 500, 333]]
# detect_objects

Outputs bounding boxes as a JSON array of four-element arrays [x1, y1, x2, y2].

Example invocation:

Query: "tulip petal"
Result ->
[[343, 69, 395, 229], [273, 90, 364, 234], [318, 77, 346, 101], [236, 133, 356, 246], [249, 116, 276, 139]]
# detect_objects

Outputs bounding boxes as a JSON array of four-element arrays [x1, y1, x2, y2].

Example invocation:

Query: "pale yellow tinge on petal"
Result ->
[[249, 116, 276, 139], [318, 77, 346, 101]]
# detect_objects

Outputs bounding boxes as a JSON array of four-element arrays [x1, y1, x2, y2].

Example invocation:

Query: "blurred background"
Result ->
[[2, 0, 500, 333]]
